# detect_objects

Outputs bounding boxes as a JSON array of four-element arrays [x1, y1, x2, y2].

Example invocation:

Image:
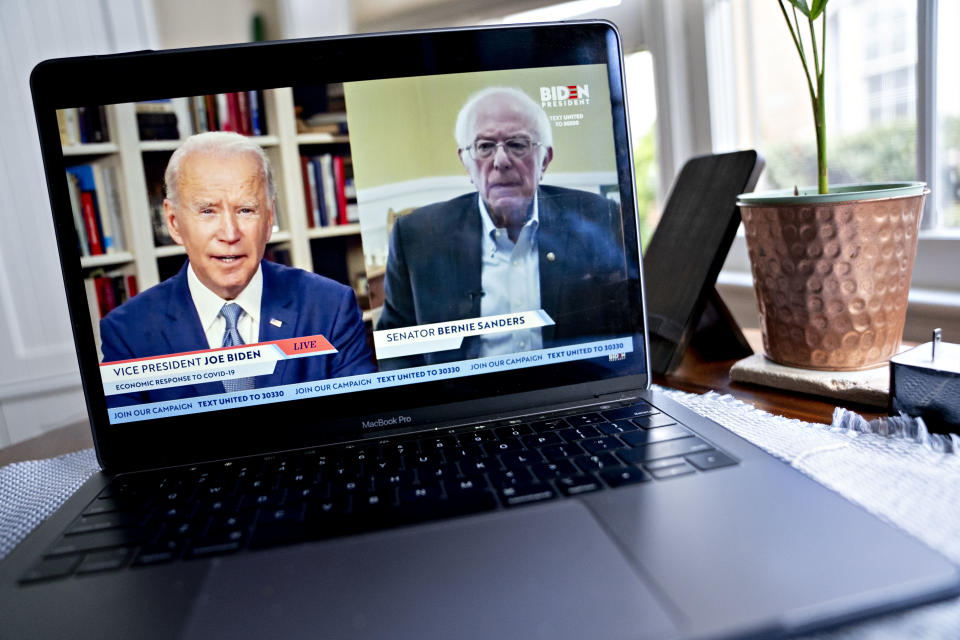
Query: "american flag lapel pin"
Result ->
[[270, 318, 283, 328]]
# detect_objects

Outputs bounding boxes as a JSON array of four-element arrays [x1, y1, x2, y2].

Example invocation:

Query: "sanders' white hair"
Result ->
[[454, 87, 553, 151], [164, 131, 277, 208]]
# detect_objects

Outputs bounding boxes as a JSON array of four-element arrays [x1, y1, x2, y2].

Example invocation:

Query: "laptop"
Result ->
[[3, 21, 958, 639]]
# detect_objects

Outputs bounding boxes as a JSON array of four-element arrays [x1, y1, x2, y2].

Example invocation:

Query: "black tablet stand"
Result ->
[[643, 150, 764, 375]]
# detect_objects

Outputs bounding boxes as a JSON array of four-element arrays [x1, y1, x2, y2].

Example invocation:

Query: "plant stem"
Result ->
[[819, 11, 827, 194], [810, 12, 827, 193], [778, 0, 829, 194], [814, 87, 827, 194]]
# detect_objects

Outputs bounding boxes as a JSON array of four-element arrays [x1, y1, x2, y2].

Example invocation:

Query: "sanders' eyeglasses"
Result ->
[[463, 137, 542, 160]]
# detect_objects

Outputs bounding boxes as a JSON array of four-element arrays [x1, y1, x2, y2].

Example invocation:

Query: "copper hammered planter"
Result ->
[[737, 183, 928, 371]]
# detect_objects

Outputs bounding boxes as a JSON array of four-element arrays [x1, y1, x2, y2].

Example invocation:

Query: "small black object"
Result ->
[[644, 150, 764, 375], [890, 328, 960, 434]]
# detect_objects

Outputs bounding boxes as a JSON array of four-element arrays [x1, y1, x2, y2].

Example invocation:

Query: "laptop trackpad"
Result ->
[[184, 500, 678, 640]]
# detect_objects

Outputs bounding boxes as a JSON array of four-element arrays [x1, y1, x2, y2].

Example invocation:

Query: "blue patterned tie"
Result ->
[[220, 303, 255, 392]]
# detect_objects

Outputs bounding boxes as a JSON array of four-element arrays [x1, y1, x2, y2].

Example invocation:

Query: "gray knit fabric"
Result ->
[[0, 448, 99, 558]]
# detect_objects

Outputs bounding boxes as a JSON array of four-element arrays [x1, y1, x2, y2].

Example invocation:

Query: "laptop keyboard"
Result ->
[[20, 400, 738, 583]]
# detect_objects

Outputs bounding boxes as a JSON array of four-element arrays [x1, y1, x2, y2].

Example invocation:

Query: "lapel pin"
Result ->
[[546, 252, 556, 262], [270, 318, 283, 328]]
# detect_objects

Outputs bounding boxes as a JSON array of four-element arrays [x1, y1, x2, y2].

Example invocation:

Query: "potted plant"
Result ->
[[736, 0, 927, 371]]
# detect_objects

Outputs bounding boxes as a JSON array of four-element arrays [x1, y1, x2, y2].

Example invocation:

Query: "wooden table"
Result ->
[[655, 334, 888, 425], [0, 331, 887, 467]]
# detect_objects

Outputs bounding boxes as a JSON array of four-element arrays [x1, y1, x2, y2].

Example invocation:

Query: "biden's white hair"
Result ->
[[164, 131, 277, 209]]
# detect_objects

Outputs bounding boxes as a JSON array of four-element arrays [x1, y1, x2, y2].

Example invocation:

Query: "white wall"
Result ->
[[0, 0, 158, 448], [152, 0, 282, 47]]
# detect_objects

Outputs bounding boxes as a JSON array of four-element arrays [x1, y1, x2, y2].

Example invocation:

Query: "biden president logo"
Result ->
[[540, 84, 590, 108]]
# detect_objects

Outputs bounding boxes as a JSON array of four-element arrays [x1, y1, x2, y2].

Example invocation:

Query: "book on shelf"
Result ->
[[58, 109, 78, 146], [319, 154, 338, 226], [58, 107, 111, 146], [78, 106, 109, 143], [65, 109, 82, 144], [86, 270, 139, 320], [249, 91, 264, 136], [80, 192, 103, 255], [298, 122, 343, 136], [137, 98, 200, 141], [65, 172, 90, 256], [125, 274, 139, 297], [190, 96, 208, 133], [293, 84, 348, 135], [136, 100, 180, 140], [204, 95, 218, 132], [332, 156, 348, 226], [87, 272, 137, 361], [312, 156, 330, 227], [188, 92, 266, 136], [66, 160, 126, 256], [344, 176, 358, 223], [215, 94, 230, 133], [300, 153, 358, 229], [101, 164, 127, 251], [300, 156, 317, 228], [94, 166, 116, 252], [236, 91, 251, 135], [225, 93, 240, 133]]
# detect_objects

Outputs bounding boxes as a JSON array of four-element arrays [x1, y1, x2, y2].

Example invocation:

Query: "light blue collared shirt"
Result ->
[[478, 195, 543, 356], [187, 263, 263, 349]]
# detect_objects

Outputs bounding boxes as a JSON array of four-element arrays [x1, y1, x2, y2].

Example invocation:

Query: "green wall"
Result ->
[[344, 64, 616, 190]]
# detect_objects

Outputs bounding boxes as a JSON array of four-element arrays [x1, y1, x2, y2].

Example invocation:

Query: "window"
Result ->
[[866, 68, 915, 125], [624, 50, 660, 247], [865, 2, 909, 60], [721, 0, 960, 234], [937, 0, 960, 228], [723, 0, 918, 192]]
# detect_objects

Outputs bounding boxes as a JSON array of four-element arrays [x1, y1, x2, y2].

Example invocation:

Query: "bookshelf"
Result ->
[[79, 252, 135, 269], [62, 142, 118, 156], [307, 222, 361, 239], [59, 87, 367, 349]]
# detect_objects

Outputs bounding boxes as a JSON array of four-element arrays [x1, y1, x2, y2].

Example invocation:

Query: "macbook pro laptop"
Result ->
[[3, 21, 958, 639]]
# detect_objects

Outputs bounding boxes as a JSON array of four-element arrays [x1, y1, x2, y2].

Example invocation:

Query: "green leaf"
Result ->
[[787, 0, 811, 17], [809, 0, 828, 20]]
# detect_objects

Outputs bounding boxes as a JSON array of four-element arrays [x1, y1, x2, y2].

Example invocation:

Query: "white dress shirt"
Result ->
[[187, 263, 263, 348], [478, 195, 543, 356]]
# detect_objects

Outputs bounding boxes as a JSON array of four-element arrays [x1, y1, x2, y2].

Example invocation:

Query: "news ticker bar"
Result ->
[[100, 335, 336, 396], [102, 311, 558, 397], [107, 336, 635, 424]]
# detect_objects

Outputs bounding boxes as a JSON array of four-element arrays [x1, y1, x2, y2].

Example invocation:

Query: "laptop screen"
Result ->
[[35, 23, 648, 468]]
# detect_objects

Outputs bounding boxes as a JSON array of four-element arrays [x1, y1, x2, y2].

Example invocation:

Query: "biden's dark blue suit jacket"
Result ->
[[100, 260, 375, 407]]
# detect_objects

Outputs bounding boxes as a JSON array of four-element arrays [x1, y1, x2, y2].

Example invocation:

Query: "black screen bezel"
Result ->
[[31, 21, 650, 473]]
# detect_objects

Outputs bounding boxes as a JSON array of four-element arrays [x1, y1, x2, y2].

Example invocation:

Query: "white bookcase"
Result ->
[[61, 88, 368, 333]]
